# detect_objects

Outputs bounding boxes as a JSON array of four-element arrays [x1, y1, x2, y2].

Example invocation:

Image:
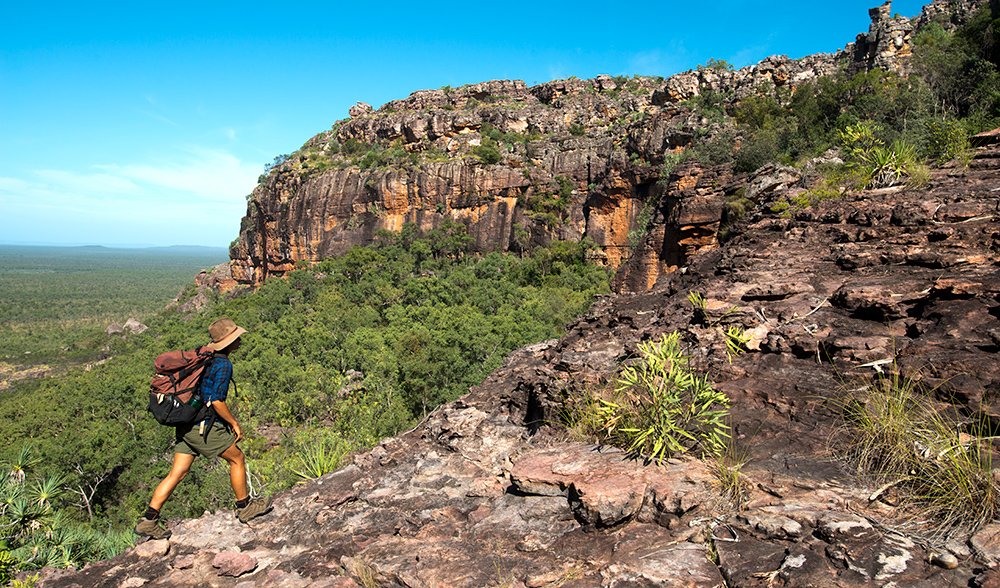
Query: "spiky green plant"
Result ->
[[723, 326, 751, 363], [687, 291, 707, 312], [839, 121, 922, 189], [594, 332, 731, 462], [31, 475, 65, 508], [290, 434, 352, 481], [7, 447, 39, 486], [0, 451, 135, 577]]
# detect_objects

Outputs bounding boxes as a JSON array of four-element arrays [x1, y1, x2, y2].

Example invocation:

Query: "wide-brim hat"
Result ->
[[207, 317, 247, 352]]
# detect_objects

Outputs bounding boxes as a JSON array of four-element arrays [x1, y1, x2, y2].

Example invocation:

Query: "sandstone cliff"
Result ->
[[229, 0, 985, 292]]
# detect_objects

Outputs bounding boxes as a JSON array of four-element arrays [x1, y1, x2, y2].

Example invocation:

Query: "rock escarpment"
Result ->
[[42, 141, 1000, 587], [229, 0, 987, 290]]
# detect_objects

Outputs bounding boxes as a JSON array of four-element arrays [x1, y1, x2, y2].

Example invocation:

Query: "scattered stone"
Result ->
[[931, 552, 960, 569], [120, 578, 147, 588], [132, 539, 170, 558], [122, 318, 148, 334], [170, 510, 256, 550], [171, 554, 195, 569], [815, 513, 874, 542], [306, 576, 359, 588], [876, 546, 913, 581], [975, 568, 1000, 588], [972, 523, 1000, 567], [740, 512, 804, 540], [307, 578, 360, 588], [212, 551, 258, 577]]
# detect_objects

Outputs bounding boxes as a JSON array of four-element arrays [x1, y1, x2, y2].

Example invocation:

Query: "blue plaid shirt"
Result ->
[[199, 356, 233, 404]]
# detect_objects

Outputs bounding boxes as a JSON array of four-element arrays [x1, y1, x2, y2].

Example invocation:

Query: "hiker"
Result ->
[[135, 318, 272, 539]]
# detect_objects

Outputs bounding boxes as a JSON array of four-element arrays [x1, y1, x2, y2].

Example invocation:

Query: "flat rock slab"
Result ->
[[171, 511, 257, 551], [510, 443, 714, 527], [610, 527, 724, 587], [212, 550, 258, 577], [133, 539, 170, 558]]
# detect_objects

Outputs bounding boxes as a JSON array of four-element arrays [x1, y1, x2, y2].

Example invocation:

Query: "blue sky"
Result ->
[[0, 0, 927, 247]]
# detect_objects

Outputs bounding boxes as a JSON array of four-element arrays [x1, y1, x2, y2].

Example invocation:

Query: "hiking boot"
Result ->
[[134, 517, 172, 540], [236, 496, 273, 523]]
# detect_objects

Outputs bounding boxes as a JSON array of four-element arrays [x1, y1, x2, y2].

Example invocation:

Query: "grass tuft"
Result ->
[[709, 443, 751, 511], [836, 369, 999, 540]]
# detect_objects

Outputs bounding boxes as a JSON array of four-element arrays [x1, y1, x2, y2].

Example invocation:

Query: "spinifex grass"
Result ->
[[838, 370, 998, 540]]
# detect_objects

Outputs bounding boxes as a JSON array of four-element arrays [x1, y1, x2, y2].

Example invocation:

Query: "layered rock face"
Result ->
[[230, 77, 735, 287], [43, 141, 1000, 588], [229, 0, 987, 290]]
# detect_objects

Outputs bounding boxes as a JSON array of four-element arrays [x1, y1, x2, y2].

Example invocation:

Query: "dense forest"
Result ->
[[1, 3, 998, 583]]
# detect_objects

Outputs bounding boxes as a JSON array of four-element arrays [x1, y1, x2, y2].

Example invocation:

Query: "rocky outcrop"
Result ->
[[847, 1, 917, 73], [916, 0, 989, 28], [229, 1, 990, 289], [42, 141, 1000, 588]]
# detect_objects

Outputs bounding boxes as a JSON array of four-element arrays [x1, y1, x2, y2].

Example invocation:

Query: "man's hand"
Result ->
[[211, 400, 243, 443]]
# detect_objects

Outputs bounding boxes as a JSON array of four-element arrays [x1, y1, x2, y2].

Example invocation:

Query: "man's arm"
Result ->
[[211, 400, 243, 442]]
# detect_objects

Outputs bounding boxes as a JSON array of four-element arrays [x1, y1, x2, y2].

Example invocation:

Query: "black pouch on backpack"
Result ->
[[148, 393, 208, 426]]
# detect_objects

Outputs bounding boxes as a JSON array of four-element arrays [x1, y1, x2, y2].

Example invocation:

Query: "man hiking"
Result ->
[[136, 318, 272, 539]]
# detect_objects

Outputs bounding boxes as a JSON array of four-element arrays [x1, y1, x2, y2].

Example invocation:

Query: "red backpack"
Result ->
[[148, 346, 215, 426]]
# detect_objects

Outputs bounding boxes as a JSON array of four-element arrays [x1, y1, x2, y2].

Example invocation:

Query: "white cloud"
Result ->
[[96, 147, 259, 202], [32, 169, 142, 196], [0, 147, 256, 246]]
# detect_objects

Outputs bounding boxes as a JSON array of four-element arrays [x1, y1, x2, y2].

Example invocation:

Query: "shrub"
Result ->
[[687, 128, 737, 166], [581, 332, 731, 462], [837, 369, 999, 539], [568, 123, 585, 136], [734, 129, 780, 173], [838, 121, 922, 189], [627, 200, 657, 250], [919, 118, 970, 162], [288, 431, 354, 481], [472, 139, 503, 165]]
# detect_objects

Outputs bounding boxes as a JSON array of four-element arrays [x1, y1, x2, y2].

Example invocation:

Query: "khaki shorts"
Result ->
[[175, 421, 236, 460]]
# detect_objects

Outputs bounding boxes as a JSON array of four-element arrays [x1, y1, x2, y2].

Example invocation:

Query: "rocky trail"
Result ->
[[40, 140, 1000, 587]]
